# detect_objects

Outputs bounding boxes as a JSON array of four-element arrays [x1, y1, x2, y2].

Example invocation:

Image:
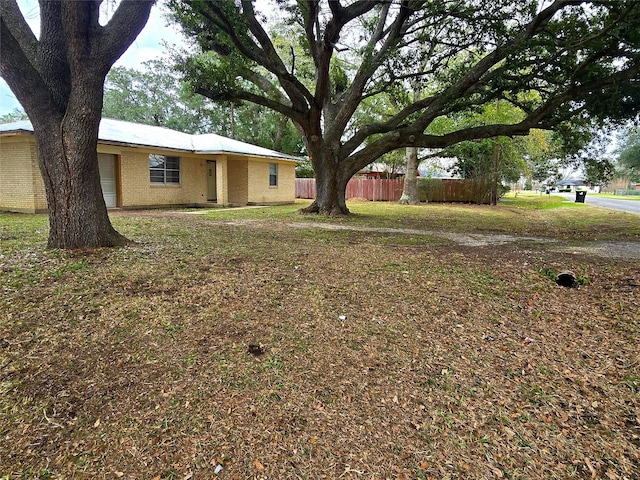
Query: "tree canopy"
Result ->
[[0, 107, 27, 123], [168, 0, 640, 214], [104, 61, 215, 134], [584, 157, 616, 186]]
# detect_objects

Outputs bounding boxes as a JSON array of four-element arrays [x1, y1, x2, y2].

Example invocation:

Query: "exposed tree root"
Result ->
[[297, 202, 350, 217]]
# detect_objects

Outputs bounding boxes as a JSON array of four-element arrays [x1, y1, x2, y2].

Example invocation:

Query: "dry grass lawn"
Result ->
[[1, 196, 639, 479]]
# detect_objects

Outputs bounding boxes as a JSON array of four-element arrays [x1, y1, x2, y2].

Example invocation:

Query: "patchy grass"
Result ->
[[1, 202, 639, 480], [200, 196, 640, 241], [0, 213, 49, 255]]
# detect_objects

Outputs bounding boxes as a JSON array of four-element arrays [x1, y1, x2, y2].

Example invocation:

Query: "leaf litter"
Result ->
[[0, 208, 639, 479]]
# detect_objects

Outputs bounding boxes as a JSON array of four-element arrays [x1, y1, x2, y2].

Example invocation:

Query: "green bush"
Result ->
[[417, 177, 508, 204], [417, 178, 444, 202]]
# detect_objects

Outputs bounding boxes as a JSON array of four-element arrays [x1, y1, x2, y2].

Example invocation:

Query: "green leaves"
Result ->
[[164, 0, 640, 210], [104, 60, 221, 134], [584, 158, 616, 186], [616, 126, 640, 182]]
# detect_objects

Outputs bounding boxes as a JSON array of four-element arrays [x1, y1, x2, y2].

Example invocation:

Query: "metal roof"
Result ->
[[0, 118, 300, 162]]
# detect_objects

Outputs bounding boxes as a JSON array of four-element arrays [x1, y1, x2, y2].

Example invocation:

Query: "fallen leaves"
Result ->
[[1, 209, 638, 479]]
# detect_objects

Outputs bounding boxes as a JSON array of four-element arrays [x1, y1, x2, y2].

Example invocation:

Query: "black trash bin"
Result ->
[[575, 191, 587, 203]]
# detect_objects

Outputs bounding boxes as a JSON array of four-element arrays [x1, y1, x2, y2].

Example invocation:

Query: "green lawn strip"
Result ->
[[589, 193, 640, 201]]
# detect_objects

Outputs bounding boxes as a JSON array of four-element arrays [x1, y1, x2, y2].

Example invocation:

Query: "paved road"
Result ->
[[560, 193, 640, 214]]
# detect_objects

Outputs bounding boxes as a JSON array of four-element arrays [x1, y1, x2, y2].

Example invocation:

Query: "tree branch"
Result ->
[[315, 0, 383, 118], [195, 86, 307, 127], [96, 0, 155, 73], [0, 0, 38, 60], [327, 1, 420, 141], [345, 57, 640, 177], [0, 16, 61, 119], [240, 0, 314, 109]]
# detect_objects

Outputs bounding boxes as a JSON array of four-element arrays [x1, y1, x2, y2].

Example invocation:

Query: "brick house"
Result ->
[[0, 118, 299, 213]]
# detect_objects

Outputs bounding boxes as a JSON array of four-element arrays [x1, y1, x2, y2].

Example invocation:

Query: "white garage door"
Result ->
[[98, 154, 117, 208]]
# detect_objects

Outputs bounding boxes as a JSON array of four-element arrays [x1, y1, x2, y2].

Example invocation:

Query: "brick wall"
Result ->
[[0, 136, 47, 213], [227, 157, 249, 204], [247, 158, 296, 204], [119, 149, 208, 207]]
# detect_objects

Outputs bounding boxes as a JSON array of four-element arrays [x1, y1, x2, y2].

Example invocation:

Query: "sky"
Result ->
[[0, 1, 187, 116]]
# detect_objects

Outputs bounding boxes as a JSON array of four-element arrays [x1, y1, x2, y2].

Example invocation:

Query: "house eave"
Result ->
[[196, 150, 301, 163], [97, 139, 191, 154], [0, 130, 32, 138]]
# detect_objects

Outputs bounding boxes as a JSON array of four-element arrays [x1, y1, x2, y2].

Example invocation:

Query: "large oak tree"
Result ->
[[0, 0, 154, 248], [170, 0, 640, 215]]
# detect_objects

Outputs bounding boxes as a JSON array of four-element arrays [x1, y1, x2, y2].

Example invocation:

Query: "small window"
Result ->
[[150, 154, 180, 185], [269, 163, 278, 187]]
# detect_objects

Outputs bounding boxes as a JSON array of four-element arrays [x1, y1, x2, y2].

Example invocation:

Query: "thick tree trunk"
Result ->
[[33, 77, 129, 249], [0, 0, 153, 249], [273, 115, 289, 152], [300, 168, 350, 215], [35, 123, 128, 249], [399, 146, 420, 205], [491, 143, 501, 206], [299, 146, 350, 216]]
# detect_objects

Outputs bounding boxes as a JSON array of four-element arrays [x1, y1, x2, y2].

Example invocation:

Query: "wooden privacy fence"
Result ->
[[296, 178, 404, 201], [347, 178, 405, 201], [296, 177, 493, 204], [418, 178, 493, 204], [295, 178, 318, 199]]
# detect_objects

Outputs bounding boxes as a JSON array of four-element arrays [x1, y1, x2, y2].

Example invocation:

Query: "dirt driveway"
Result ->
[[110, 207, 640, 259]]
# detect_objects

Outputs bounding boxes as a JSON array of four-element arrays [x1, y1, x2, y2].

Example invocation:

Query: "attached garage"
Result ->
[[98, 153, 117, 208]]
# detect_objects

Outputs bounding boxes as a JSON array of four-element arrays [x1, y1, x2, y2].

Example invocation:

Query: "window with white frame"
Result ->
[[149, 154, 180, 185], [269, 162, 278, 187]]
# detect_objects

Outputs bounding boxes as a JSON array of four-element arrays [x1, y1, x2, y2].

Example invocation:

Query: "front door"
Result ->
[[98, 153, 117, 208], [207, 161, 217, 202]]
